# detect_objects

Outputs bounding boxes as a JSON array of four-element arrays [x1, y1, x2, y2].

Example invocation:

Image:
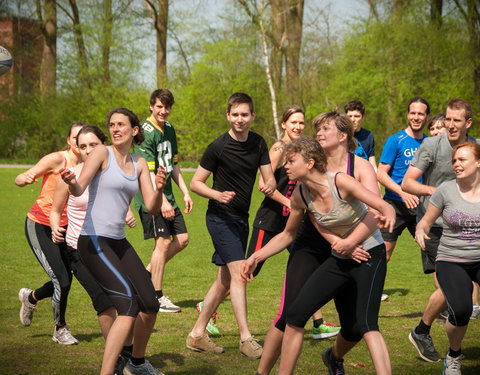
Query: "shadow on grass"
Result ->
[[382, 288, 409, 297], [149, 352, 222, 374]]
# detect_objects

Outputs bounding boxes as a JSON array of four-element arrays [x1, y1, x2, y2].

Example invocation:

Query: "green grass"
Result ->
[[0, 168, 479, 374]]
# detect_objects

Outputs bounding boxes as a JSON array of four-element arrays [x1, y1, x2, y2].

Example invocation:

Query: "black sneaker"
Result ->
[[322, 347, 345, 375], [114, 356, 125, 375], [408, 326, 441, 362]]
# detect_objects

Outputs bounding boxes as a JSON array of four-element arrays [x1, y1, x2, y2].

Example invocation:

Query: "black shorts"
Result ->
[[380, 198, 416, 242], [138, 207, 187, 240], [206, 215, 249, 266], [422, 226, 442, 274]]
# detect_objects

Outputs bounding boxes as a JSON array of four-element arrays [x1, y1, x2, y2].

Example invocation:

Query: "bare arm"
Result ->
[[356, 156, 381, 196], [241, 189, 304, 281], [258, 163, 276, 196], [171, 163, 193, 214], [401, 165, 436, 196], [190, 165, 236, 203], [15, 152, 65, 187], [368, 155, 378, 173], [50, 176, 70, 243], [137, 157, 165, 214], [377, 162, 419, 209], [415, 203, 442, 250], [258, 142, 290, 206]]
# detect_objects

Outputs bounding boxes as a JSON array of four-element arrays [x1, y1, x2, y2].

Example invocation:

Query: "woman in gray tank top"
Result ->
[[415, 142, 480, 375], [61, 108, 166, 375], [242, 138, 396, 375]]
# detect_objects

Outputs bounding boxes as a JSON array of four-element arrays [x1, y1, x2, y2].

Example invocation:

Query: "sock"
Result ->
[[130, 356, 145, 366], [448, 348, 462, 358], [313, 318, 324, 328], [415, 319, 431, 335], [156, 290, 163, 298], [121, 345, 133, 358], [28, 292, 37, 305]]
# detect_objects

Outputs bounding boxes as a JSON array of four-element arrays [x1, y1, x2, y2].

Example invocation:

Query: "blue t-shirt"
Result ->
[[379, 129, 427, 202], [354, 128, 375, 159]]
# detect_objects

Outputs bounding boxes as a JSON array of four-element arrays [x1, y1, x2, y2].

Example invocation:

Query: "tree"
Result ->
[[36, 0, 57, 97], [101, 0, 112, 83], [144, 0, 168, 88]]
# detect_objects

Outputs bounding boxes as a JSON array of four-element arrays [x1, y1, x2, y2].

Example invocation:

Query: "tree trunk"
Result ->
[[37, 0, 56, 97], [284, 0, 304, 103], [430, 0, 443, 27], [68, 0, 91, 89], [145, 0, 168, 88], [101, 0, 112, 84], [269, 0, 285, 94]]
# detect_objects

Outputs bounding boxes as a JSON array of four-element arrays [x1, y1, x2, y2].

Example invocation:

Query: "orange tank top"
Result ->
[[27, 151, 73, 226]]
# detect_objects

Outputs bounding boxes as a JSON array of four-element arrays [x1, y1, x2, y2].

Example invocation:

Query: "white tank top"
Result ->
[[81, 147, 139, 239]]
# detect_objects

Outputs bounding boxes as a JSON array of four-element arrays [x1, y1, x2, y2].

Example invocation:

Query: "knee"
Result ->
[[154, 238, 172, 253], [179, 237, 189, 250], [448, 306, 471, 326], [340, 325, 363, 342]]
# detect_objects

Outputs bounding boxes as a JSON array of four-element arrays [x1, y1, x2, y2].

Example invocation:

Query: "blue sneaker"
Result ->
[[123, 359, 164, 375]]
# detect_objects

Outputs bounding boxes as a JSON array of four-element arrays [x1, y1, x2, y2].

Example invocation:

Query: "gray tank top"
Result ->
[[300, 171, 383, 258], [81, 146, 139, 239]]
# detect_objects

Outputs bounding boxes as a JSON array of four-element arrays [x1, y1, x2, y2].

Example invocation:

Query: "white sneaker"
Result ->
[[470, 304, 480, 319], [18, 288, 36, 326], [443, 353, 464, 375], [124, 359, 164, 375], [52, 326, 79, 345], [381, 293, 389, 301], [158, 295, 181, 313]]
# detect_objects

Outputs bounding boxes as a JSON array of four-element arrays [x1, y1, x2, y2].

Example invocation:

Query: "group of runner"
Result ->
[[14, 91, 480, 375]]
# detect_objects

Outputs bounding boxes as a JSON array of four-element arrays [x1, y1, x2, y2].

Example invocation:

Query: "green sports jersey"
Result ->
[[133, 116, 179, 212]]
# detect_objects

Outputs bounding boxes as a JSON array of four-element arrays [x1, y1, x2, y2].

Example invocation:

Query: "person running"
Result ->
[[427, 114, 446, 137], [186, 92, 275, 358], [377, 97, 429, 262], [15, 122, 85, 345], [50, 125, 133, 374], [133, 88, 193, 313], [402, 98, 480, 363], [243, 137, 395, 375], [249, 111, 381, 375], [415, 142, 480, 375], [61, 108, 166, 375], [344, 99, 377, 171]]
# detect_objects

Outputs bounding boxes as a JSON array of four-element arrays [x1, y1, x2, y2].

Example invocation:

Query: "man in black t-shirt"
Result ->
[[186, 92, 276, 358]]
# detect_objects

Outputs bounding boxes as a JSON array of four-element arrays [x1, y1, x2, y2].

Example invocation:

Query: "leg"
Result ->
[[421, 285, 446, 326], [256, 324, 284, 375], [363, 331, 391, 375], [101, 315, 136, 375], [97, 307, 116, 340], [227, 260, 252, 341], [278, 324, 304, 375], [384, 240, 396, 263], [132, 312, 157, 358], [149, 235, 172, 291]]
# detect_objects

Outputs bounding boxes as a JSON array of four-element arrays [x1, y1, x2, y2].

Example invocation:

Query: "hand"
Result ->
[[60, 168, 77, 185], [125, 210, 137, 228], [217, 190, 236, 204], [51, 226, 66, 244], [240, 256, 258, 282], [22, 172, 38, 185], [399, 191, 419, 209], [331, 237, 357, 256], [155, 166, 166, 190], [161, 200, 175, 221], [350, 246, 371, 263], [375, 204, 396, 233], [415, 229, 430, 250], [259, 184, 274, 197], [183, 194, 193, 214]]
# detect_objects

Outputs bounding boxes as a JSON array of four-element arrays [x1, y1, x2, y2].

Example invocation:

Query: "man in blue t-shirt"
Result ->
[[377, 97, 429, 262], [345, 100, 377, 172]]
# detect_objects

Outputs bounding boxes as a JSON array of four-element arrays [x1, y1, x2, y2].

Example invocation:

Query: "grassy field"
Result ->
[[0, 167, 479, 375]]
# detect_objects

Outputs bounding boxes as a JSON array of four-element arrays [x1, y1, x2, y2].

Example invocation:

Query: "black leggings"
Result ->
[[286, 245, 386, 341], [77, 235, 159, 317], [273, 218, 331, 331], [436, 261, 480, 327], [25, 218, 71, 326]]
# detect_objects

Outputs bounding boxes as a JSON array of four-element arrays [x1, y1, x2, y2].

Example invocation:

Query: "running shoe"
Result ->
[[18, 288, 36, 326], [312, 322, 341, 339], [196, 301, 221, 336], [322, 347, 345, 375], [158, 295, 181, 313], [408, 326, 441, 362], [239, 336, 263, 358], [186, 333, 224, 353], [470, 304, 480, 319], [381, 293, 389, 301], [52, 325, 79, 345], [124, 359, 164, 375], [442, 353, 464, 375]]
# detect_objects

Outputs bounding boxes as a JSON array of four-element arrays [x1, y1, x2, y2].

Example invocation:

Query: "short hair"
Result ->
[[452, 142, 480, 164], [407, 97, 430, 115], [447, 99, 472, 121], [312, 111, 358, 153], [149, 88, 175, 108], [227, 92, 254, 113], [344, 100, 365, 116], [285, 138, 327, 173], [281, 105, 304, 124], [107, 107, 145, 145], [427, 114, 445, 130], [76, 125, 107, 146]]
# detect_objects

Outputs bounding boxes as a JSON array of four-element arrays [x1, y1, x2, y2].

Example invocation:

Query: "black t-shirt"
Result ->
[[200, 131, 270, 220]]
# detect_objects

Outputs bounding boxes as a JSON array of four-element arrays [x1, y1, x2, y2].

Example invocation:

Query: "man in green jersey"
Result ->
[[134, 89, 193, 312]]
